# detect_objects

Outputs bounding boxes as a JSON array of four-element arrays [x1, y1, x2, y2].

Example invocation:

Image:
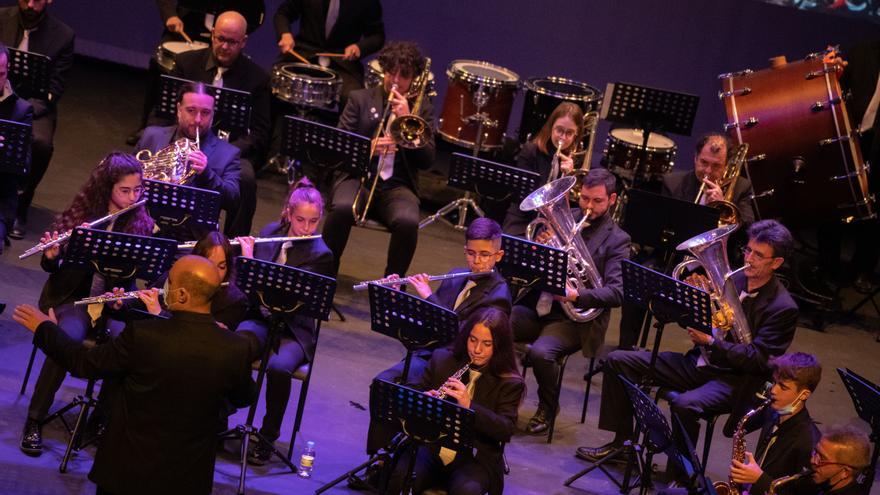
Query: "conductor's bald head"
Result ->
[[166, 255, 222, 312]]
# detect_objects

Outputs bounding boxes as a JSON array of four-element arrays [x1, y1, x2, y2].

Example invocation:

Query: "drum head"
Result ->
[[280, 63, 338, 81], [162, 41, 207, 54], [610, 128, 675, 149], [525, 77, 599, 102], [449, 60, 519, 87]]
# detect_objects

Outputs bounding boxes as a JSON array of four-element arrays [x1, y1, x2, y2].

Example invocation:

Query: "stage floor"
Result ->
[[0, 57, 877, 495]]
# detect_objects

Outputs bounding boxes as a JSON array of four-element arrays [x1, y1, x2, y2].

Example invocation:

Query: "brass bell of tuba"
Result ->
[[522, 176, 603, 323], [135, 137, 199, 185]]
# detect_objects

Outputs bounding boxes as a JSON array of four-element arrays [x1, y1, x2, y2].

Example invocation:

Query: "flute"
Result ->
[[352, 270, 492, 292], [177, 235, 321, 250], [19, 199, 148, 260], [74, 282, 230, 306]]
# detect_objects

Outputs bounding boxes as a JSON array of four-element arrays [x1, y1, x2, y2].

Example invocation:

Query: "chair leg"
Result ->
[[287, 371, 313, 460], [20, 345, 38, 395], [581, 358, 596, 424], [547, 356, 569, 444], [331, 304, 346, 322], [701, 415, 719, 474]]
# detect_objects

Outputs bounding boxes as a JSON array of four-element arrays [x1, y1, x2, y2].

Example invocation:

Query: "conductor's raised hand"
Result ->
[[13, 305, 56, 333]]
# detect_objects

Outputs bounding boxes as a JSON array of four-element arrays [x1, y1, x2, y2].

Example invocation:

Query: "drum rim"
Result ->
[[276, 63, 341, 83], [525, 76, 601, 102], [447, 59, 520, 87], [438, 130, 503, 150], [159, 40, 208, 53], [609, 128, 676, 151]]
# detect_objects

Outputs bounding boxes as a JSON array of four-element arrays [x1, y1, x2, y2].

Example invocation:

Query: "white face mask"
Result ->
[[162, 278, 173, 308], [777, 391, 806, 416]]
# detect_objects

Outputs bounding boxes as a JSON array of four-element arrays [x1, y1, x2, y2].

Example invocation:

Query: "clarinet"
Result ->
[[435, 362, 472, 400]]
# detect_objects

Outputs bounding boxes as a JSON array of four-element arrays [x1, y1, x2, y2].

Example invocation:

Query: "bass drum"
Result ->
[[155, 41, 209, 74], [271, 63, 341, 108], [518, 76, 603, 143], [604, 128, 676, 182], [720, 51, 874, 224], [438, 60, 519, 150], [364, 58, 436, 97]]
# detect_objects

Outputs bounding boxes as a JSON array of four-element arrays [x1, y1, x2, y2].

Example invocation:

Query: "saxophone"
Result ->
[[767, 467, 814, 495], [714, 384, 773, 495]]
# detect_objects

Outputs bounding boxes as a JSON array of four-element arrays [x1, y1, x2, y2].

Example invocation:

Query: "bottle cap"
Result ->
[[306, 440, 315, 447]]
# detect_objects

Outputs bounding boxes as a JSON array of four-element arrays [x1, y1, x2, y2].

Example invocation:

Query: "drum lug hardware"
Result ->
[[723, 117, 758, 131], [749, 189, 775, 200], [718, 87, 751, 98], [811, 98, 840, 111], [830, 171, 863, 181], [747, 153, 767, 163], [818, 135, 850, 146], [805, 67, 836, 80], [717, 69, 753, 79]]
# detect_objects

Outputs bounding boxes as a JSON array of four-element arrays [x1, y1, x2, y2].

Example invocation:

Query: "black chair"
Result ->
[[655, 388, 724, 475], [520, 347, 570, 444]]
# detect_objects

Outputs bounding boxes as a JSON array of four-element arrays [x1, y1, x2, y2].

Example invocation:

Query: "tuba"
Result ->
[[672, 224, 752, 344], [135, 136, 199, 185], [522, 176, 603, 322]]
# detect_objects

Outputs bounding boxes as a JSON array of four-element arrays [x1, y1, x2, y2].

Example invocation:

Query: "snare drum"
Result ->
[[518, 76, 603, 143], [438, 60, 520, 150], [604, 128, 676, 182], [271, 63, 341, 108], [720, 53, 874, 224], [365, 58, 436, 97], [155, 41, 209, 73]]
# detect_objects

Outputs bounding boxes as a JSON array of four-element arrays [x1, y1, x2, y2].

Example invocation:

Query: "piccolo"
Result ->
[[74, 281, 230, 306], [19, 199, 148, 260], [176, 235, 321, 250], [352, 270, 492, 292]]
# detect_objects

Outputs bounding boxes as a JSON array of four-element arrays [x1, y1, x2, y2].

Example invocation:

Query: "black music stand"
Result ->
[[143, 179, 221, 242], [837, 368, 880, 492], [220, 256, 336, 495], [371, 379, 476, 495], [7, 47, 50, 100], [496, 234, 568, 302], [420, 153, 541, 230], [280, 115, 371, 184], [44, 229, 176, 472], [156, 75, 252, 137], [601, 81, 698, 188], [0, 118, 32, 175]]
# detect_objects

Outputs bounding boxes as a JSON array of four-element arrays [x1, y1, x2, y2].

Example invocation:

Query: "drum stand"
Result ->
[[419, 89, 497, 230]]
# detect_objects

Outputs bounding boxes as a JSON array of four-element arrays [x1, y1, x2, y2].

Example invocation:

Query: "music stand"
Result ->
[[45, 228, 176, 472], [601, 81, 698, 189], [280, 115, 371, 181], [0, 118, 32, 175], [143, 179, 221, 242], [7, 48, 51, 100], [419, 153, 541, 230], [156, 75, 252, 137], [837, 368, 880, 492], [220, 257, 336, 495], [496, 234, 568, 302], [371, 379, 475, 495]]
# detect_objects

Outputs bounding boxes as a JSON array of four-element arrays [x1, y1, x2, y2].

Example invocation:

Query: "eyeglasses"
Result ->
[[213, 35, 244, 48], [552, 126, 577, 138], [741, 246, 777, 262], [811, 450, 853, 469], [465, 249, 499, 260]]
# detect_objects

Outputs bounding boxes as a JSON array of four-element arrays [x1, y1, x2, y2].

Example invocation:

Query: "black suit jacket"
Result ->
[[170, 48, 271, 160], [273, 0, 385, 75], [250, 221, 334, 362], [0, 7, 74, 110], [338, 86, 435, 195], [662, 169, 755, 224], [136, 125, 241, 211], [412, 348, 523, 495], [841, 41, 880, 130], [426, 268, 512, 323], [502, 142, 552, 236], [33, 312, 255, 495], [0, 88, 34, 174], [749, 407, 820, 495]]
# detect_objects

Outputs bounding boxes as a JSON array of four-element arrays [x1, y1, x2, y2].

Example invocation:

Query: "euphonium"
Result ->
[[135, 135, 199, 185], [672, 224, 752, 343], [714, 383, 773, 495], [521, 176, 603, 323]]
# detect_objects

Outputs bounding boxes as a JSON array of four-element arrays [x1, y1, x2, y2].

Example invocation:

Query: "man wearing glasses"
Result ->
[[578, 219, 798, 486], [513, 168, 631, 435], [168, 11, 270, 237], [809, 426, 872, 495]]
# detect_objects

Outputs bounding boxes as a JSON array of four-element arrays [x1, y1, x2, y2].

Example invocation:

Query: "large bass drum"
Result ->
[[720, 51, 874, 224], [271, 63, 341, 108], [438, 60, 519, 150], [518, 76, 603, 143]]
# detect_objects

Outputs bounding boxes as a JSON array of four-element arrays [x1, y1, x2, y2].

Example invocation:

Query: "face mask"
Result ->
[[162, 278, 172, 308], [777, 391, 806, 416]]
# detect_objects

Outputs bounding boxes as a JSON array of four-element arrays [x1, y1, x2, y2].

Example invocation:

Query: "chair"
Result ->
[[249, 358, 315, 460], [520, 347, 570, 444], [579, 343, 618, 423], [655, 388, 723, 474]]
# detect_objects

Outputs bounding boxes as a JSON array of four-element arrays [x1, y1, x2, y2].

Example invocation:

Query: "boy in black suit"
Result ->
[[0, 42, 33, 251]]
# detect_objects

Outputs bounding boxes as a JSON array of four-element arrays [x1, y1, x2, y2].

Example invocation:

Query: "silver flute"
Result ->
[[177, 235, 321, 250], [435, 362, 472, 400], [352, 270, 492, 292], [73, 282, 229, 305]]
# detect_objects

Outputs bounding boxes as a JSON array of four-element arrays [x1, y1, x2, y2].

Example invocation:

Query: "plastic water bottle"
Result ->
[[298, 441, 316, 478]]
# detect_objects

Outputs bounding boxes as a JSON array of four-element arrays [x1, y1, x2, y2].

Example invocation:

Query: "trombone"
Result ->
[[694, 143, 749, 226], [351, 59, 433, 227]]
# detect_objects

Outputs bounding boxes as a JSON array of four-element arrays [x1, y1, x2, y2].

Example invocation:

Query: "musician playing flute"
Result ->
[[385, 307, 524, 495], [20, 152, 155, 457], [513, 168, 630, 435], [234, 177, 334, 465], [579, 220, 798, 487]]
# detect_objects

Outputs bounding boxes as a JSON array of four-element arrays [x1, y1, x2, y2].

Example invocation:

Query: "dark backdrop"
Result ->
[[31, 0, 880, 163]]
